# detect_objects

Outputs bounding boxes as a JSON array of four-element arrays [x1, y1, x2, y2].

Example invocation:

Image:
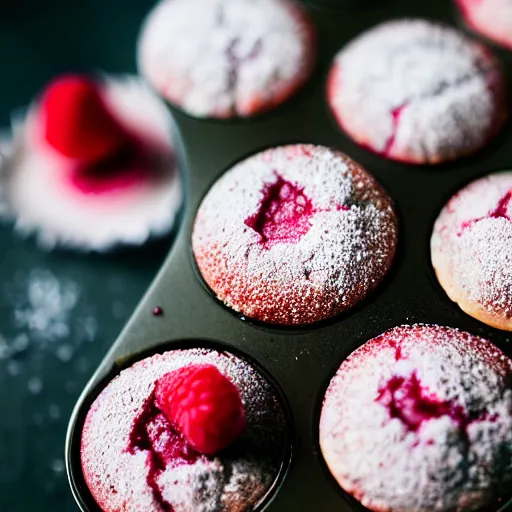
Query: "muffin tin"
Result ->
[[66, 0, 512, 510]]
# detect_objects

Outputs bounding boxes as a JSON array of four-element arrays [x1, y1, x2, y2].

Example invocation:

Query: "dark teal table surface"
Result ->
[[0, 1, 169, 510]]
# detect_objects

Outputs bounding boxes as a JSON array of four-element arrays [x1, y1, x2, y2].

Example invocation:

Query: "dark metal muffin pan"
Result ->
[[66, 0, 512, 510]]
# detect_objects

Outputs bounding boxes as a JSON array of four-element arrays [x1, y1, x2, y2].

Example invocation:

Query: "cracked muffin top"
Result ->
[[192, 144, 397, 325], [137, 0, 316, 119], [327, 19, 507, 164]]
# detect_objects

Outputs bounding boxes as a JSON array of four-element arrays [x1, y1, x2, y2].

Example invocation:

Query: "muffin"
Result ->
[[138, 0, 316, 119], [81, 348, 288, 511], [431, 171, 512, 331], [327, 19, 507, 164], [192, 144, 398, 325], [319, 324, 512, 511]]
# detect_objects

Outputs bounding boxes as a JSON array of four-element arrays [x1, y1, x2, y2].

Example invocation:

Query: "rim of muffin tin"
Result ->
[[156, 74, 321, 125], [66, 3, 512, 510], [66, 110, 512, 512], [66, 146, 512, 511], [66, 338, 294, 512], [66, 118, 512, 512]]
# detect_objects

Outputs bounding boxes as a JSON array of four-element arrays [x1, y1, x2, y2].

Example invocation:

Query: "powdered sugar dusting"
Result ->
[[81, 348, 287, 512], [431, 172, 512, 329], [319, 324, 512, 512], [192, 144, 397, 325], [138, 0, 315, 118], [328, 19, 506, 164], [456, 0, 512, 50]]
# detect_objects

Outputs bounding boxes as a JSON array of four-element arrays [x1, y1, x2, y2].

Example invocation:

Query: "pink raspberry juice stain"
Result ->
[[128, 392, 200, 511], [244, 174, 315, 248], [383, 104, 407, 157], [458, 190, 512, 235], [376, 372, 496, 436]]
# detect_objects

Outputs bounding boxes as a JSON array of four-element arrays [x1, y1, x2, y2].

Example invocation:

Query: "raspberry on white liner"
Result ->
[[431, 172, 512, 331], [319, 324, 512, 512], [81, 348, 288, 512], [327, 19, 507, 164], [192, 144, 398, 326], [455, 0, 512, 51], [137, 0, 316, 119], [1, 74, 182, 251]]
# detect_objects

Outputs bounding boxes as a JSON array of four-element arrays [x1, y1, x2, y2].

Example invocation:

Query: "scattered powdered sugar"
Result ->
[[0, 268, 97, 367], [6, 360, 21, 376], [0, 267, 100, 439], [10, 333, 29, 353], [138, 0, 315, 118], [55, 343, 74, 363], [27, 376, 43, 395], [81, 348, 287, 512], [456, 0, 512, 50], [319, 324, 512, 512], [328, 19, 506, 164], [0, 334, 30, 360], [431, 172, 512, 328], [14, 269, 79, 342], [50, 458, 65, 474], [0, 269, 80, 363], [48, 404, 61, 420], [192, 144, 397, 325]]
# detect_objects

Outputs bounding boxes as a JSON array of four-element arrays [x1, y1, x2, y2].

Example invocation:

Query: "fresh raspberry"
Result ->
[[41, 74, 129, 163], [155, 364, 246, 455]]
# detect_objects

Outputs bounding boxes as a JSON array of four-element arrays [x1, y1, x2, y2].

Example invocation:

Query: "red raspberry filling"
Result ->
[[244, 174, 315, 248], [128, 395, 200, 512], [351, 104, 408, 158], [458, 190, 512, 235], [377, 372, 497, 436], [383, 104, 407, 157]]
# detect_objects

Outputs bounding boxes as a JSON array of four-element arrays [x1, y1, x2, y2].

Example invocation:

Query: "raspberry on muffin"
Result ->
[[81, 348, 288, 512], [192, 144, 398, 325], [319, 324, 512, 512], [154, 364, 246, 455], [137, 0, 316, 118], [327, 19, 507, 164]]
